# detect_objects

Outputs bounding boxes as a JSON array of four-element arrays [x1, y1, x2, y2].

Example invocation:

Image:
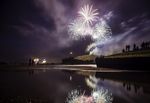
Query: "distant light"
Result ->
[[70, 76, 72, 81], [42, 59, 47, 64], [70, 52, 73, 55], [33, 58, 39, 64]]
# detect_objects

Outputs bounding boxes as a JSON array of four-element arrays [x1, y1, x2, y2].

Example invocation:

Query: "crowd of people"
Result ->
[[122, 41, 150, 52]]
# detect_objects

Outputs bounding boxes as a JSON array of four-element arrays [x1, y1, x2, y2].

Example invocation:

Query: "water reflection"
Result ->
[[66, 88, 113, 103], [0, 66, 150, 103], [75, 70, 150, 103], [28, 69, 46, 76]]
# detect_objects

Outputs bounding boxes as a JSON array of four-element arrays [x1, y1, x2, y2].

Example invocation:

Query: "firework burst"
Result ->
[[78, 4, 99, 26], [92, 19, 112, 40], [68, 19, 86, 39], [68, 18, 93, 39], [68, 4, 113, 55], [68, 4, 111, 41]]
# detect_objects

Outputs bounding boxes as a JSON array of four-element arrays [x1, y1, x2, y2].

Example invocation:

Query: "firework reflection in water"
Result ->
[[66, 88, 113, 103], [92, 88, 113, 103]]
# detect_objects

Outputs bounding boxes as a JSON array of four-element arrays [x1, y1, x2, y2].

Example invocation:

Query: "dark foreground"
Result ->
[[95, 57, 150, 70], [0, 65, 150, 103]]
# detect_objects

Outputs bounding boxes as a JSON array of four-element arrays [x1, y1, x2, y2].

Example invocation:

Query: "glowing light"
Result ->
[[78, 4, 99, 26], [33, 58, 39, 64], [66, 89, 113, 103], [70, 76, 72, 81], [68, 4, 112, 55], [68, 4, 111, 41], [66, 90, 93, 103], [41, 59, 46, 64], [86, 19, 112, 55], [85, 75, 99, 89], [92, 89, 113, 103], [92, 19, 112, 40], [66, 90, 83, 103], [70, 52, 73, 55], [68, 19, 92, 39], [68, 19, 85, 39]]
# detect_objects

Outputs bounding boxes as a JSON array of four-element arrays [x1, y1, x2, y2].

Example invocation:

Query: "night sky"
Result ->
[[0, 0, 150, 63]]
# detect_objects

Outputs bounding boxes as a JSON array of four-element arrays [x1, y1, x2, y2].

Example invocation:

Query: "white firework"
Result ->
[[92, 88, 113, 103], [78, 4, 99, 26], [68, 19, 85, 39], [67, 4, 113, 56], [92, 19, 112, 41], [66, 89, 113, 103], [66, 90, 85, 103], [68, 19, 93, 39]]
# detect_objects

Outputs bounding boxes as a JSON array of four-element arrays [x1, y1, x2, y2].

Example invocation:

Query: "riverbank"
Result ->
[[95, 49, 150, 70]]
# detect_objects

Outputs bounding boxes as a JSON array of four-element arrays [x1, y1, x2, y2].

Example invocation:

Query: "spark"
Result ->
[[68, 4, 113, 56], [68, 19, 86, 39], [92, 88, 113, 103], [92, 19, 112, 41], [87, 19, 112, 55], [68, 19, 93, 39], [78, 4, 99, 26], [66, 89, 84, 103], [66, 88, 113, 103], [68, 4, 111, 41]]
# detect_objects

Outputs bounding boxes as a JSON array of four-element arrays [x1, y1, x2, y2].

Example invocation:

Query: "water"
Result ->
[[0, 65, 150, 103]]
